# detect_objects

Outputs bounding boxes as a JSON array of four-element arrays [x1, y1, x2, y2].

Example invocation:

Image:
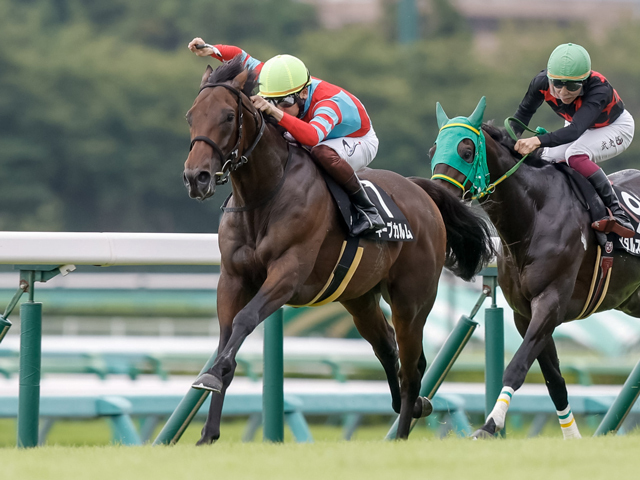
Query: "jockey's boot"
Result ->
[[349, 178, 385, 236], [587, 169, 635, 238], [310, 144, 384, 236]]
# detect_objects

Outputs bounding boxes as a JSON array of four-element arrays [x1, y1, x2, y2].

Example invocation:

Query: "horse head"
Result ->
[[183, 56, 263, 200], [429, 97, 493, 200]]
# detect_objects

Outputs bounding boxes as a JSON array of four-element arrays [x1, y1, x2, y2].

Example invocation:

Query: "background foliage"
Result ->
[[1, 0, 639, 232]]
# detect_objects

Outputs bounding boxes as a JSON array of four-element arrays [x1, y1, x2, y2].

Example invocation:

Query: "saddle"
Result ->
[[556, 163, 640, 319]]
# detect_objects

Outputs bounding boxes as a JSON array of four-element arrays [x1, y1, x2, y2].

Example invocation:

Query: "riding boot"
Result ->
[[587, 169, 635, 238], [349, 177, 386, 236], [310, 144, 384, 236]]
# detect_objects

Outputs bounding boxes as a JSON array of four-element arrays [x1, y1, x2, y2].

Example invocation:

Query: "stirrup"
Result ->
[[591, 209, 635, 238]]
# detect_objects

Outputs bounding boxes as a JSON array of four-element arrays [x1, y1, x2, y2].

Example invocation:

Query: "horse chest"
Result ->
[[227, 244, 264, 279]]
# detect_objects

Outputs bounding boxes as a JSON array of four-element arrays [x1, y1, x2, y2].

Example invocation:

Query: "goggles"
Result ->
[[550, 78, 584, 92], [267, 94, 297, 108]]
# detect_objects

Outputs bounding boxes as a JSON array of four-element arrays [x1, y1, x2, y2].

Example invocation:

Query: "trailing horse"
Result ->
[[182, 57, 495, 444], [430, 97, 640, 439]]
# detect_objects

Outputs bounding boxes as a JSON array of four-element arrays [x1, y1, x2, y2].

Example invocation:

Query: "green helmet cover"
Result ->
[[259, 54, 311, 98], [547, 43, 591, 81], [431, 97, 490, 197]]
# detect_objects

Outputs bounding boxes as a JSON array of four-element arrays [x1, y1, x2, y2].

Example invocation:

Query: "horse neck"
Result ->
[[481, 135, 548, 249], [228, 123, 288, 207]]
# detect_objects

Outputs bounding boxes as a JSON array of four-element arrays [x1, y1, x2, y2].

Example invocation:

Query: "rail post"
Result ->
[[152, 349, 218, 445], [594, 359, 640, 436], [12, 266, 68, 448], [263, 309, 284, 442], [482, 266, 505, 438]]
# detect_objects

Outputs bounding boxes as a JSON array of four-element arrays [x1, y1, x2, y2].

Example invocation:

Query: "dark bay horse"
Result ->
[[430, 97, 640, 439], [182, 57, 495, 444]]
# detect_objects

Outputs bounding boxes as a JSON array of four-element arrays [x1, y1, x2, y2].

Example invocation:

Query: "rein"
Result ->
[[189, 83, 265, 185], [467, 118, 546, 201]]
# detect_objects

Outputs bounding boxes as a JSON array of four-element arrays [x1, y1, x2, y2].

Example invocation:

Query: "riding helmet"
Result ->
[[547, 43, 592, 81]]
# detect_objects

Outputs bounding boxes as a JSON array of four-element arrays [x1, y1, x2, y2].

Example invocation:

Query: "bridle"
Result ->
[[189, 83, 266, 185]]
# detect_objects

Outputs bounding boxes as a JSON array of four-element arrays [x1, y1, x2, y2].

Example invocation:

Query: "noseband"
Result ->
[[189, 83, 266, 185]]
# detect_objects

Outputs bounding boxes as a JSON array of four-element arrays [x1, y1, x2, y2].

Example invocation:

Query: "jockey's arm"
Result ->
[[187, 38, 263, 72], [278, 100, 341, 147], [538, 96, 607, 148]]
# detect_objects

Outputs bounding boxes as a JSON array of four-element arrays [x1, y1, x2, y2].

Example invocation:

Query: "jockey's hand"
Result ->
[[251, 95, 284, 122], [187, 38, 221, 58], [514, 136, 541, 156]]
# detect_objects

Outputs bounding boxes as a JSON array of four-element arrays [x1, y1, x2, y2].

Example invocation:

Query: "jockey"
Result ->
[[513, 43, 635, 238], [188, 38, 384, 236]]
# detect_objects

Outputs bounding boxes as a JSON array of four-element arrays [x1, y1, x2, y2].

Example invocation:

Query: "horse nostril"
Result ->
[[197, 171, 211, 185], [183, 172, 189, 187]]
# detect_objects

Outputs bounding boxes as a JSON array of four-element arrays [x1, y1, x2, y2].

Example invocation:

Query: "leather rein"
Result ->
[[189, 83, 266, 185]]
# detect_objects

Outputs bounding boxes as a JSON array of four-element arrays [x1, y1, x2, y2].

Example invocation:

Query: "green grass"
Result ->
[[2, 435, 640, 480], [2, 416, 639, 480]]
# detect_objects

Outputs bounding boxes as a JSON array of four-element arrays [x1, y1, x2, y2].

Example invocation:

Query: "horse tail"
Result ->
[[409, 177, 496, 281]]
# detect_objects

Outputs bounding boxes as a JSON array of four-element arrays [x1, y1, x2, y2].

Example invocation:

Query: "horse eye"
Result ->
[[226, 113, 234, 122]]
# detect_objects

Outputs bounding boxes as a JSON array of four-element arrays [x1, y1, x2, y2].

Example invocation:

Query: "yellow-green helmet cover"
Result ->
[[259, 54, 311, 98]]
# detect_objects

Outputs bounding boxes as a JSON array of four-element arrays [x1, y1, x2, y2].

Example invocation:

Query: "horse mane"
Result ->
[[481, 122, 546, 167], [208, 55, 258, 97]]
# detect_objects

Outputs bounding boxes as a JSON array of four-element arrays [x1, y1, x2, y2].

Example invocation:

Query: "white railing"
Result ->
[[0, 232, 221, 266]]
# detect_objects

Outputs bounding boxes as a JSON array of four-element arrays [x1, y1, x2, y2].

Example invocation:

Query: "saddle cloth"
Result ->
[[322, 172, 415, 242]]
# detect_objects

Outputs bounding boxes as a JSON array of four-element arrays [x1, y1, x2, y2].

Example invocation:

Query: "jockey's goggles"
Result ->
[[267, 94, 297, 108], [550, 79, 583, 92]]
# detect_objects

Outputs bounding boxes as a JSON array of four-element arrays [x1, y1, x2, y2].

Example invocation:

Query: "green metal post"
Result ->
[[398, 0, 419, 44], [152, 349, 217, 445], [385, 314, 478, 439], [484, 273, 505, 437], [594, 359, 640, 436], [0, 315, 11, 343], [17, 296, 42, 448], [263, 309, 284, 442]]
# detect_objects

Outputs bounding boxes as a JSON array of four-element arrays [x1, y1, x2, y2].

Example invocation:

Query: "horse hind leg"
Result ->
[[341, 293, 402, 414], [536, 337, 581, 439]]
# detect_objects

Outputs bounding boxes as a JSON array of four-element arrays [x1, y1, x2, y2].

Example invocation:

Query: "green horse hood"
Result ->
[[431, 97, 489, 197]]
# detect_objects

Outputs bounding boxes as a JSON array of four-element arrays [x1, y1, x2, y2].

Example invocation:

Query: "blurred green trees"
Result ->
[[0, 0, 638, 232]]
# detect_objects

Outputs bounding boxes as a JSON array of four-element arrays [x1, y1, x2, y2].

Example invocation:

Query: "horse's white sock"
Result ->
[[487, 387, 514, 430], [557, 405, 581, 439]]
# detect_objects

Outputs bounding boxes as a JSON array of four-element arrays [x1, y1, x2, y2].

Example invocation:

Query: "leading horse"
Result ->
[[182, 57, 495, 443], [431, 97, 640, 439]]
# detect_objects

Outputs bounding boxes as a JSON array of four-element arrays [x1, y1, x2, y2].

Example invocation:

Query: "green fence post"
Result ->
[[152, 349, 217, 445], [397, 0, 419, 44], [17, 273, 42, 448], [263, 309, 284, 443], [385, 314, 479, 439], [483, 270, 505, 438], [594, 359, 640, 436]]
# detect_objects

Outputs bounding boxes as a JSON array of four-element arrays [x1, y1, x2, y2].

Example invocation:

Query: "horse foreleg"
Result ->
[[194, 259, 300, 394], [472, 286, 569, 439], [197, 274, 249, 445]]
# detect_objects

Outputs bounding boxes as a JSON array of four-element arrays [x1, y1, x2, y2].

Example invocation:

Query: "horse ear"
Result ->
[[468, 96, 487, 129], [200, 65, 213, 89], [231, 68, 249, 90], [436, 102, 450, 129]]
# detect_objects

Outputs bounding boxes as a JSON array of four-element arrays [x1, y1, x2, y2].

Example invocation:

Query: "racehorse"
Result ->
[[430, 97, 640, 439], [182, 56, 495, 444]]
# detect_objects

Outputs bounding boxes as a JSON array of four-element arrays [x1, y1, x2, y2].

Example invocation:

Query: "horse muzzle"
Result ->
[[183, 168, 215, 200]]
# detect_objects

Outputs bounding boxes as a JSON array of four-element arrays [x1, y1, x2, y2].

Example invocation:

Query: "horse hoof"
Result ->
[[471, 419, 497, 440], [192, 373, 223, 393], [196, 436, 218, 446], [412, 396, 434, 418], [470, 428, 495, 440]]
